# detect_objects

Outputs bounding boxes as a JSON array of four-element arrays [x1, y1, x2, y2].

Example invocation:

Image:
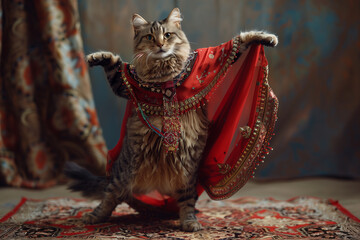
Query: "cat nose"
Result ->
[[156, 41, 164, 48]]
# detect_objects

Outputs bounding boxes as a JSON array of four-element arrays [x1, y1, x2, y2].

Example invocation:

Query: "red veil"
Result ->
[[107, 39, 278, 211]]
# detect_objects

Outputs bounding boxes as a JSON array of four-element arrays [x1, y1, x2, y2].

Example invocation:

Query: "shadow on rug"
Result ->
[[0, 197, 359, 239]]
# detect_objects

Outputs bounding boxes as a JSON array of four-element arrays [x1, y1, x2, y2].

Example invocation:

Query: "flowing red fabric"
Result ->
[[200, 45, 264, 185], [107, 41, 278, 211]]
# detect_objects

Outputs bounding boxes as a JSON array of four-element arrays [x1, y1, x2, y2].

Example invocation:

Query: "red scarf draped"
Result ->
[[107, 40, 278, 211]]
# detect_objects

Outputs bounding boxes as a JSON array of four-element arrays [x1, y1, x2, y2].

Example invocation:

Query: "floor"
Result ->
[[1, 177, 359, 219]]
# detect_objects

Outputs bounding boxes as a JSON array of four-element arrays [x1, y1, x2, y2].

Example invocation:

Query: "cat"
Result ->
[[65, 8, 278, 232]]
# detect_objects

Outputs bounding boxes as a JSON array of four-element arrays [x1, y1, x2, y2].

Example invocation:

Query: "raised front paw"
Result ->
[[261, 33, 278, 47], [181, 219, 203, 232], [86, 51, 115, 67], [82, 212, 107, 224]]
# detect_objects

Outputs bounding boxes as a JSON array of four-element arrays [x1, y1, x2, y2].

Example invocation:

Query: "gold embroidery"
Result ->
[[217, 163, 231, 175], [239, 126, 252, 139], [205, 62, 279, 200]]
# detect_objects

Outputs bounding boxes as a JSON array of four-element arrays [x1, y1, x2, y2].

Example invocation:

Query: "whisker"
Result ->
[[188, 41, 198, 45], [131, 51, 148, 64], [131, 54, 142, 64], [134, 51, 146, 58], [146, 52, 152, 68]]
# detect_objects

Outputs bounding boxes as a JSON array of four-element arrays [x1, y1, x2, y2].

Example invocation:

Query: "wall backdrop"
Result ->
[[78, 0, 360, 179]]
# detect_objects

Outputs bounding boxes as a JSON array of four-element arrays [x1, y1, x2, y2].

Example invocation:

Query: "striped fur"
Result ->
[[66, 8, 278, 232]]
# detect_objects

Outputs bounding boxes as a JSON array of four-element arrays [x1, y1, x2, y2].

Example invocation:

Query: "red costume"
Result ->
[[107, 38, 278, 210]]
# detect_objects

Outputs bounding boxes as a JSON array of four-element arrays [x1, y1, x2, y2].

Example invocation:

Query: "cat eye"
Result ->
[[164, 32, 172, 39], [145, 34, 154, 41]]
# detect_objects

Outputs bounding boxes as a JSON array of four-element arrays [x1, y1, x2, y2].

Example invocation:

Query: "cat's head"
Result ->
[[131, 8, 191, 82]]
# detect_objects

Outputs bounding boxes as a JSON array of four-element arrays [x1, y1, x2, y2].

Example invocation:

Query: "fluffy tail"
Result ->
[[64, 162, 108, 200]]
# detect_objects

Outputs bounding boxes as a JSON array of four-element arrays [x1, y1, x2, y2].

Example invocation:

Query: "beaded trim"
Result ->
[[204, 65, 279, 200], [128, 52, 197, 92]]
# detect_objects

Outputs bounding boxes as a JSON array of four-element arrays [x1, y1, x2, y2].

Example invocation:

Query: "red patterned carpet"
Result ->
[[0, 197, 359, 239]]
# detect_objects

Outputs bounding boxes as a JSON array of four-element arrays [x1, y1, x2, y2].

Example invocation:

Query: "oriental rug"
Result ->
[[0, 197, 359, 239]]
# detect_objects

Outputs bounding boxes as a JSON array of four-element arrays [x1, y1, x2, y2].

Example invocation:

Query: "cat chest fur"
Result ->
[[126, 108, 209, 195]]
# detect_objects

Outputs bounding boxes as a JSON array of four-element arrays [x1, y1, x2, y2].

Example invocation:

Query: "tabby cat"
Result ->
[[65, 8, 278, 232]]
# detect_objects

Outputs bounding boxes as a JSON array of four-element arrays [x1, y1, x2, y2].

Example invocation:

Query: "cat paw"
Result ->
[[86, 52, 114, 67], [181, 220, 203, 232], [261, 33, 278, 47], [82, 212, 106, 224]]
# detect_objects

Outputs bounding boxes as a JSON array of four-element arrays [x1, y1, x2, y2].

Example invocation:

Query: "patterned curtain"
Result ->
[[0, 0, 107, 188]]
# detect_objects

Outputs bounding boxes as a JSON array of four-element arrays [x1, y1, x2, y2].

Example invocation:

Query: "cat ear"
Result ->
[[132, 14, 148, 34], [166, 8, 183, 29]]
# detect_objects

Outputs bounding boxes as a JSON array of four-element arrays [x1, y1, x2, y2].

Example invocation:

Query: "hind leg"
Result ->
[[176, 187, 202, 232], [83, 192, 118, 224], [83, 166, 132, 224]]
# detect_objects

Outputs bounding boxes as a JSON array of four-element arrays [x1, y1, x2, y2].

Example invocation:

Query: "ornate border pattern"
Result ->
[[205, 65, 279, 200]]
